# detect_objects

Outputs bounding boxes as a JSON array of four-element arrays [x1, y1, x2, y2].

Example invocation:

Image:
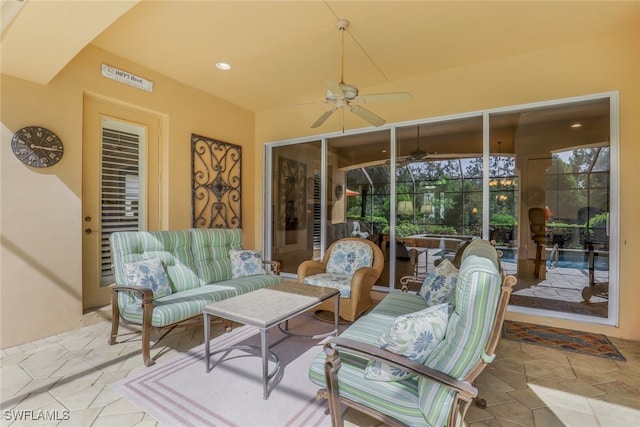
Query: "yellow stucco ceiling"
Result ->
[[1, 1, 638, 113]]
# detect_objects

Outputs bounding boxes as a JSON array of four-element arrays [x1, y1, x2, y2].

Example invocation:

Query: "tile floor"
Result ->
[[2, 314, 639, 426]]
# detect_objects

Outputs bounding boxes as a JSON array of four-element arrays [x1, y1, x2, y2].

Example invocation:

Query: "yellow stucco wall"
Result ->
[[1, 45, 257, 347], [255, 28, 640, 340]]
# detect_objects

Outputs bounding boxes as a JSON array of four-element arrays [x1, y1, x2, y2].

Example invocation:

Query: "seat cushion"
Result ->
[[120, 274, 283, 327], [303, 272, 352, 297], [308, 313, 430, 426], [326, 240, 374, 275]]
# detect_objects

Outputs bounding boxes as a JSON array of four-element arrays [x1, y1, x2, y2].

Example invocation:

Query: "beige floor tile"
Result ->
[[508, 388, 546, 410], [486, 401, 534, 426], [18, 358, 67, 380], [61, 407, 102, 427], [1, 364, 34, 398], [553, 378, 606, 398], [49, 381, 105, 411], [489, 368, 530, 390], [525, 350, 572, 367], [88, 384, 122, 409], [527, 383, 593, 413], [476, 386, 515, 407], [593, 380, 640, 401], [572, 365, 626, 386], [567, 352, 620, 373], [465, 404, 495, 423], [136, 413, 160, 426], [524, 359, 576, 382], [547, 404, 600, 427], [91, 412, 146, 427], [531, 407, 565, 427], [597, 418, 638, 427], [588, 396, 640, 425], [100, 397, 144, 416], [593, 392, 640, 411], [475, 370, 516, 392]]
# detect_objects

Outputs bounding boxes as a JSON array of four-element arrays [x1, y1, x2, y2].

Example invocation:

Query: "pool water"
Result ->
[[498, 248, 609, 271]]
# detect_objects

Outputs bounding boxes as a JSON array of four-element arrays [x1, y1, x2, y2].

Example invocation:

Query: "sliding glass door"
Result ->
[[265, 92, 617, 325], [269, 141, 321, 275]]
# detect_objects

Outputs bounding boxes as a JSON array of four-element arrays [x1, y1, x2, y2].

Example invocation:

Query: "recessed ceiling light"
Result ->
[[570, 122, 582, 128], [216, 62, 231, 71]]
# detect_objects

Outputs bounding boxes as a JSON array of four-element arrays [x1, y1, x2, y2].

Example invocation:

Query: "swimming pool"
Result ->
[[498, 247, 609, 271]]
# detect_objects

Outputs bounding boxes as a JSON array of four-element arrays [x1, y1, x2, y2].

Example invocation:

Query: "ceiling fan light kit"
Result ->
[[310, 19, 412, 129]]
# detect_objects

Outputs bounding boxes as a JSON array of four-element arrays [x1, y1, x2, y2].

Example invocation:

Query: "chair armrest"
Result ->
[[109, 285, 153, 304], [297, 260, 326, 281], [400, 275, 423, 292], [348, 266, 380, 297], [324, 337, 477, 400], [262, 260, 281, 275]]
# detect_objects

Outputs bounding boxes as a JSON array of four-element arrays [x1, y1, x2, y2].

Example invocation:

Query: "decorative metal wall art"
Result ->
[[191, 134, 241, 228]]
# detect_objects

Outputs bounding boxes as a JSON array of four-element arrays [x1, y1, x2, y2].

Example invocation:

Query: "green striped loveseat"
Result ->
[[309, 239, 515, 427], [108, 228, 282, 366]]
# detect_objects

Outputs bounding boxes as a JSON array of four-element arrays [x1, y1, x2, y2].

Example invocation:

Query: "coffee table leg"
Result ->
[[261, 328, 269, 399], [204, 312, 211, 372], [333, 294, 339, 336]]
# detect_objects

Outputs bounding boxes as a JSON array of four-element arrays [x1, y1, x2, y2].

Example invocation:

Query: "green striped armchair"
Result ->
[[309, 239, 515, 426]]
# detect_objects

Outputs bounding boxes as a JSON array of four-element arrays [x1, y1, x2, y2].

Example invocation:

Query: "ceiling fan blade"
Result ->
[[356, 92, 412, 104], [350, 105, 385, 127], [311, 108, 336, 128], [324, 80, 345, 98]]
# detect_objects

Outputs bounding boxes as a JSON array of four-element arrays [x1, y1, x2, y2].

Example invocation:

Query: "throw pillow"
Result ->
[[123, 257, 172, 304], [419, 259, 459, 309], [230, 249, 267, 278], [364, 303, 449, 381]]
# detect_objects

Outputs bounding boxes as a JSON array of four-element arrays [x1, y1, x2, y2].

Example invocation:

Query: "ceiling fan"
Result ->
[[396, 125, 432, 167], [311, 19, 412, 128]]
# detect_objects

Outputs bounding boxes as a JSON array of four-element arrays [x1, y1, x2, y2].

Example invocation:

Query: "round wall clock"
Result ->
[[11, 126, 64, 168]]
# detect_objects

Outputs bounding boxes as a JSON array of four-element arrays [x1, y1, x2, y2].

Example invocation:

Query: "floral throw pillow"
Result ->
[[364, 303, 449, 381], [230, 250, 267, 278], [419, 259, 459, 309], [123, 257, 172, 304]]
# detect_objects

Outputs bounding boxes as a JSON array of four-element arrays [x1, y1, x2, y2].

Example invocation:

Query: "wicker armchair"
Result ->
[[297, 237, 384, 322]]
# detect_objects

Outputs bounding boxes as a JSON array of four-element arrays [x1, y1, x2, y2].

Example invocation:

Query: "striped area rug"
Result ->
[[503, 320, 626, 361], [111, 314, 344, 427]]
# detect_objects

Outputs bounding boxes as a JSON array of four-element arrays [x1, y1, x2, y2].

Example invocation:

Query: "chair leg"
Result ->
[[142, 300, 155, 367], [473, 396, 487, 409], [108, 290, 120, 345]]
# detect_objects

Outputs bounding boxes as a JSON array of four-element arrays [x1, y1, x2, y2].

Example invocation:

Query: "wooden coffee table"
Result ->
[[203, 281, 339, 399]]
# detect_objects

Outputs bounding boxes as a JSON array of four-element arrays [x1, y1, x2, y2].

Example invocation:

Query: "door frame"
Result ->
[[82, 95, 163, 311]]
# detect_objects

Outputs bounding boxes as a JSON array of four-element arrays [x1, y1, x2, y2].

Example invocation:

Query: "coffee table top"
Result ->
[[203, 281, 339, 328]]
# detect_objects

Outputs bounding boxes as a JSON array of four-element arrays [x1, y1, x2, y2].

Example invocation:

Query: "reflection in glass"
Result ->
[[491, 97, 611, 319], [271, 141, 321, 275]]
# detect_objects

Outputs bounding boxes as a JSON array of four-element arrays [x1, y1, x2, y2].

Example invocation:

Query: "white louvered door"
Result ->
[[82, 97, 161, 311]]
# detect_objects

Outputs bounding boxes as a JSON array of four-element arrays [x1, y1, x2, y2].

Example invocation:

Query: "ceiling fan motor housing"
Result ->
[[325, 83, 359, 101]]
